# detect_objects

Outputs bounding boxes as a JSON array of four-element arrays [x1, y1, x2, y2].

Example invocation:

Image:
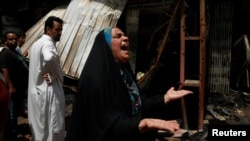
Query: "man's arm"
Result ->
[[2, 68, 16, 94]]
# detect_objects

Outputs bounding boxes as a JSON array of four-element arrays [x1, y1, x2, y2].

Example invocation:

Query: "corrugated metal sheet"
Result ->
[[207, 1, 233, 93], [22, 0, 127, 79]]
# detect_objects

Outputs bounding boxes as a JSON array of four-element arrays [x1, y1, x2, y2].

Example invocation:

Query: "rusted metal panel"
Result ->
[[22, 0, 127, 79]]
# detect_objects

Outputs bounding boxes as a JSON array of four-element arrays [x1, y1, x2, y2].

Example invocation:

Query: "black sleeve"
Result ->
[[141, 93, 166, 118]]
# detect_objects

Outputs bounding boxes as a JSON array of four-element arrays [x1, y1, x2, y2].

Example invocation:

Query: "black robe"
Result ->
[[66, 30, 165, 141]]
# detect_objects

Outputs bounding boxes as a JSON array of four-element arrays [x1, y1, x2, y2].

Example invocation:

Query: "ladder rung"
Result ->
[[184, 79, 200, 87], [185, 36, 200, 40]]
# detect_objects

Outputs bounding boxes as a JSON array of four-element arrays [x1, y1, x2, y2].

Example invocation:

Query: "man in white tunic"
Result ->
[[28, 16, 65, 141]]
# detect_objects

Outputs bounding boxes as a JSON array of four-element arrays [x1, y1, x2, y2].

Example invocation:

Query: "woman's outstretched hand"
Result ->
[[164, 87, 193, 104]]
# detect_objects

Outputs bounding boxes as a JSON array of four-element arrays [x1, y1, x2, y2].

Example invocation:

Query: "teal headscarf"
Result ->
[[103, 27, 113, 48]]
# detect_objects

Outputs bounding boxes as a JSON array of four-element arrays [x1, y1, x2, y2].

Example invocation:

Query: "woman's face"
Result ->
[[111, 27, 130, 63]]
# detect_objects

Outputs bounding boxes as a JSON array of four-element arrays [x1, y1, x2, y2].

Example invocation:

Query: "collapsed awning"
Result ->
[[22, 0, 127, 79]]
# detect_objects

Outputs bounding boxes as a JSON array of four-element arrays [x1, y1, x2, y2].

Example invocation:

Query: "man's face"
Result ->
[[111, 28, 130, 63], [18, 35, 26, 47], [47, 21, 63, 42], [5, 33, 18, 50]]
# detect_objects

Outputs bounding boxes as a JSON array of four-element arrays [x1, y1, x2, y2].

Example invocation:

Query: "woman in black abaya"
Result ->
[[66, 27, 193, 141]]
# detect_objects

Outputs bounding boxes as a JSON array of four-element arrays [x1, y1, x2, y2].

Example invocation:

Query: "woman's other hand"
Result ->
[[139, 118, 180, 133]]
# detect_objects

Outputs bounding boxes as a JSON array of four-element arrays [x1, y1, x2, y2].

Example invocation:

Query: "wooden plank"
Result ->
[[198, 0, 205, 131]]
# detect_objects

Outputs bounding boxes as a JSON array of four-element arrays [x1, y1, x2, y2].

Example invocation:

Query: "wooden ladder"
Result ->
[[179, 0, 206, 131]]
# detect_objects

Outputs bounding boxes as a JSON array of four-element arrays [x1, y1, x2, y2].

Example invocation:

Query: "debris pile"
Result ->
[[207, 89, 250, 125]]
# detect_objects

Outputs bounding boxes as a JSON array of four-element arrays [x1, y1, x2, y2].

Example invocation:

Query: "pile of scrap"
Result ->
[[206, 89, 250, 125]]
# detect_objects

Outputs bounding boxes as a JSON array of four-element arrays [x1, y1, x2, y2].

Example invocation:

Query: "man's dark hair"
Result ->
[[17, 32, 26, 38], [44, 16, 64, 33]]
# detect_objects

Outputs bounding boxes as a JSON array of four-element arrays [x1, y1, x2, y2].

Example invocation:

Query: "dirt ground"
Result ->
[[15, 88, 250, 141]]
